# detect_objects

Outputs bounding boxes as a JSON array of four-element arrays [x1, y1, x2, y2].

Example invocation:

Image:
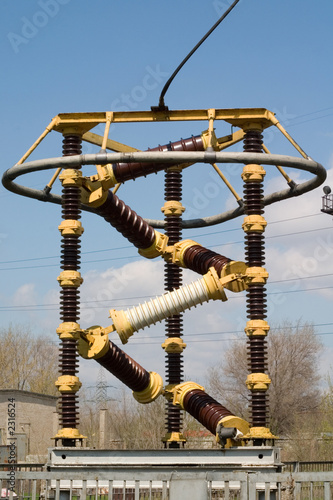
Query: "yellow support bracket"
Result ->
[[77, 325, 114, 359], [242, 427, 277, 441], [57, 270, 83, 288], [59, 169, 83, 187], [80, 169, 116, 208], [52, 108, 276, 127], [262, 144, 295, 184], [55, 375, 82, 393], [246, 372, 271, 391], [108, 309, 133, 345], [216, 415, 250, 448], [169, 382, 205, 409], [82, 131, 140, 153], [56, 322, 82, 340], [242, 215, 267, 234], [161, 200, 185, 217], [138, 231, 169, 259], [133, 372, 163, 404], [269, 115, 309, 159], [219, 261, 249, 293], [161, 337, 187, 354], [45, 167, 62, 192], [203, 267, 227, 301], [162, 431, 186, 443], [17, 116, 58, 165], [58, 220, 84, 236], [211, 163, 242, 202], [163, 239, 198, 267], [245, 267, 269, 285], [245, 320, 270, 337], [95, 112, 114, 181], [53, 428, 86, 441], [241, 164, 266, 183], [207, 108, 216, 150]]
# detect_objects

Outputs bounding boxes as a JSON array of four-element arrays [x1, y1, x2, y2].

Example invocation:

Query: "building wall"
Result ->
[[0, 390, 58, 461]]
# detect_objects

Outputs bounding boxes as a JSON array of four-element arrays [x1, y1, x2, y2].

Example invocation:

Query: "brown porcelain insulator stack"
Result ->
[[95, 191, 155, 250], [163, 168, 185, 448], [58, 134, 82, 446], [112, 135, 204, 183], [96, 340, 151, 392], [77, 327, 162, 405], [243, 129, 269, 435], [182, 245, 231, 276], [183, 389, 233, 435]]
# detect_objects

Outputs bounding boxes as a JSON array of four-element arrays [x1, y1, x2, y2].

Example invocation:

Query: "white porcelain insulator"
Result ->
[[125, 277, 211, 332]]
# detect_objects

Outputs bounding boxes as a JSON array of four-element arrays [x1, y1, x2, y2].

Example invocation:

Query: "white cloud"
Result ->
[[12, 283, 37, 306]]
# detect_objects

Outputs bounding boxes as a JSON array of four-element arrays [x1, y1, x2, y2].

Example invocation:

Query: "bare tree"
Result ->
[[0, 324, 58, 395], [80, 384, 216, 450], [206, 321, 323, 435], [282, 373, 333, 461]]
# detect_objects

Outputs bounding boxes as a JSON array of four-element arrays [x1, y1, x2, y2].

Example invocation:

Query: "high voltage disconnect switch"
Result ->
[[2, 107, 326, 447]]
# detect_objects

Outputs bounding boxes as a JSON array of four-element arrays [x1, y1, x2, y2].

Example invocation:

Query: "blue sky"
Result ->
[[1, 0, 333, 393]]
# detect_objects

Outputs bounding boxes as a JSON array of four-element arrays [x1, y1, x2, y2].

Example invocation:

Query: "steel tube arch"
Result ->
[[2, 151, 326, 229]]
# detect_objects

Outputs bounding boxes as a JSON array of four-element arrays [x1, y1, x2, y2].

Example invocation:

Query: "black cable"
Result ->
[[155, 0, 241, 110]]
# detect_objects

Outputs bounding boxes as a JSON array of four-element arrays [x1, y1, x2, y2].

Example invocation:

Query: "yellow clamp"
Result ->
[[241, 164, 266, 182], [170, 382, 205, 409], [80, 165, 117, 208], [161, 200, 186, 217], [242, 426, 277, 440], [216, 415, 250, 447], [162, 431, 186, 443], [59, 169, 83, 186], [245, 320, 270, 337], [245, 267, 269, 285], [96, 163, 117, 189], [163, 383, 177, 402], [55, 375, 82, 393], [53, 428, 86, 440], [246, 373, 271, 391], [138, 231, 169, 259], [84, 186, 108, 208], [242, 215, 267, 233], [133, 372, 163, 404], [57, 270, 83, 287], [220, 261, 248, 293], [203, 267, 227, 301], [161, 337, 187, 354], [109, 309, 134, 344], [163, 239, 198, 266], [77, 325, 112, 359], [56, 322, 81, 340], [201, 127, 219, 151], [58, 220, 84, 236]]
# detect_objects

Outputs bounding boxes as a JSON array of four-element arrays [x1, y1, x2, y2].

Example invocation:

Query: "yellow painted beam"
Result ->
[[52, 108, 276, 127], [82, 131, 139, 152]]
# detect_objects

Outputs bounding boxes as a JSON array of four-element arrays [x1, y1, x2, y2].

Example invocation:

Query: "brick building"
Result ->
[[0, 389, 58, 461]]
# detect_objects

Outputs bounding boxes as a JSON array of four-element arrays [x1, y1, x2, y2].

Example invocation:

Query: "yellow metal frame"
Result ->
[[16, 107, 309, 166], [15, 107, 307, 215], [51, 108, 275, 127]]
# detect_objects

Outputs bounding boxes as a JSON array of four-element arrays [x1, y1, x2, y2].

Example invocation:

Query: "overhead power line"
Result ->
[[1, 322, 332, 346], [1, 279, 333, 313], [0, 216, 330, 271]]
